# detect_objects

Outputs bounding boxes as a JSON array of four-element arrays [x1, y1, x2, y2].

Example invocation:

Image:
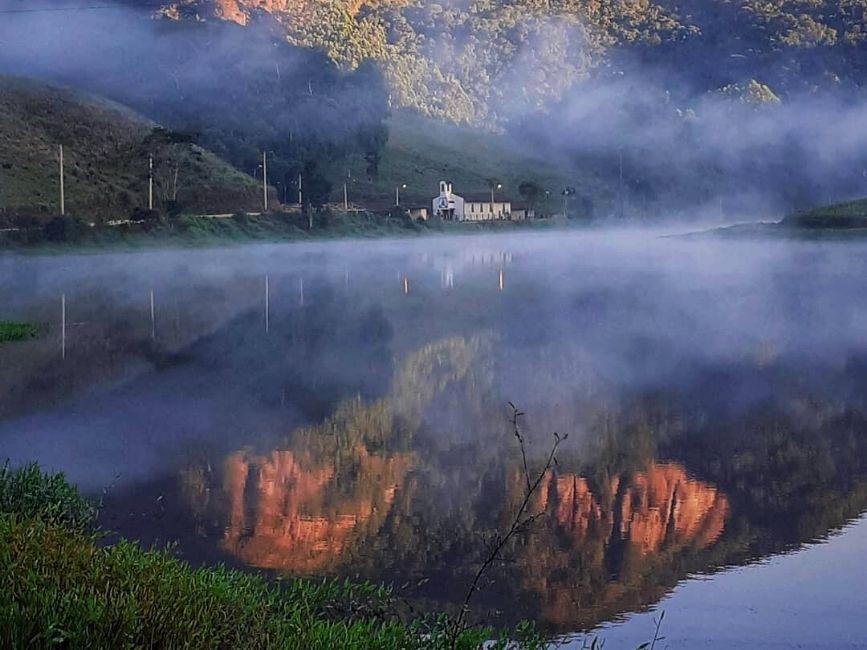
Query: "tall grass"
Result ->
[[0, 462, 95, 527]]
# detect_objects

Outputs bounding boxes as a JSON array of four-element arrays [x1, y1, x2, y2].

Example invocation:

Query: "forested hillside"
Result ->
[[158, 0, 867, 124]]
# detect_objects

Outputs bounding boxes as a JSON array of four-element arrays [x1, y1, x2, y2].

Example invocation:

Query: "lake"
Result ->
[[2, 229, 867, 648]]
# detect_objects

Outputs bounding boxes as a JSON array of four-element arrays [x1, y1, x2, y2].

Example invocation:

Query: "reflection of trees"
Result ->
[[664, 405, 867, 564]]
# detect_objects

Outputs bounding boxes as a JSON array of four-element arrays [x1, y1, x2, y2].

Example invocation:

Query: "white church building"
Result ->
[[432, 181, 524, 221]]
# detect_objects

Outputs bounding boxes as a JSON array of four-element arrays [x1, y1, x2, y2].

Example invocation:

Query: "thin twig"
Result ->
[[508, 401, 532, 495], [449, 406, 567, 648]]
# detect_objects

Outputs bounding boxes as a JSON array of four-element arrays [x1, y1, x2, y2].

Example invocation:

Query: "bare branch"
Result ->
[[449, 404, 566, 648]]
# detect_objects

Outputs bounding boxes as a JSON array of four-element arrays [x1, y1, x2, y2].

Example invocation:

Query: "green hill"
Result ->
[[339, 111, 605, 215], [0, 76, 270, 223]]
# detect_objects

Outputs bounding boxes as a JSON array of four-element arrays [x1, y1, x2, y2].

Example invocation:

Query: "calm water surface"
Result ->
[[2, 229, 866, 647]]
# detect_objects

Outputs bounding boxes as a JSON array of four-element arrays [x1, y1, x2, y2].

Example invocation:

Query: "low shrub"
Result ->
[[43, 216, 86, 243]]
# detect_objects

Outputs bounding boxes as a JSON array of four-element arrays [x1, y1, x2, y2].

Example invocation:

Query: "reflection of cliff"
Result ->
[[539, 463, 727, 556], [491, 462, 730, 630], [184, 334, 492, 574], [220, 445, 413, 573]]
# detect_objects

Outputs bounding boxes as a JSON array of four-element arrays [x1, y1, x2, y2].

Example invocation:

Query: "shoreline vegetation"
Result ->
[[695, 197, 867, 239], [0, 462, 548, 650], [0, 322, 37, 344], [0, 210, 571, 254]]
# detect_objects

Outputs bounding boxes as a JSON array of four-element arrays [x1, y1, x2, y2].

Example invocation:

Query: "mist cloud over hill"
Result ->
[[2, 0, 867, 217]]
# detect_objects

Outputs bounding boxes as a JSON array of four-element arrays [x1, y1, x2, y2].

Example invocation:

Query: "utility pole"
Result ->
[[396, 183, 406, 206], [262, 151, 268, 211], [265, 274, 270, 333], [343, 181, 348, 210], [148, 154, 154, 211], [490, 182, 502, 216], [297, 172, 302, 206], [59, 145, 65, 216], [150, 289, 155, 339], [61, 293, 66, 360], [618, 148, 624, 219]]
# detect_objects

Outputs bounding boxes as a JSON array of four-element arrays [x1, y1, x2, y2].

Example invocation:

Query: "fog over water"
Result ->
[[2, 229, 867, 645]]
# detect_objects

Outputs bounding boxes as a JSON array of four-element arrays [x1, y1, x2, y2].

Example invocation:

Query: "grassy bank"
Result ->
[[0, 76, 266, 222], [784, 197, 867, 225], [0, 462, 543, 649], [0, 210, 571, 253], [0, 322, 37, 344]]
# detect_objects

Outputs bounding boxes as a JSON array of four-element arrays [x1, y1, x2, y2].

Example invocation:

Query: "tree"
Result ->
[[154, 144, 185, 216], [518, 181, 543, 210], [486, 177, 503, 205], [301, 160, 332, 225]]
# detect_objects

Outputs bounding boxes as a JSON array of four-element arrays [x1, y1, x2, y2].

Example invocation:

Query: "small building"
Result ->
[[510, 205, 536, 220], [432, 181, 518, 221], [433, 181, 465, 220], [408, 207, 428, 221], [462, 197, 512, 221]]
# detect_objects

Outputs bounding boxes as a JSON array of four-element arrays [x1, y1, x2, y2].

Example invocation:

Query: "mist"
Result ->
[[508, 66, 867, 218], [3, 228, 867, 484]]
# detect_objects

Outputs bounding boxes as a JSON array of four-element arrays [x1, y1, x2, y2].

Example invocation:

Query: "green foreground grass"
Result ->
[[0, 463, 544, 649], [0, 322, 37, 344]]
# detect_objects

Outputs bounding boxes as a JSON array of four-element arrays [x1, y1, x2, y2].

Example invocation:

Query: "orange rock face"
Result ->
[[181, 0, 372, 24]]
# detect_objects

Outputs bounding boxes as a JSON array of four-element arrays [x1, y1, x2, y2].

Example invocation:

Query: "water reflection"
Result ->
[[168, 322, 867, 632], [171, 323, 867, 633], [4, 233, 867, 639]]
